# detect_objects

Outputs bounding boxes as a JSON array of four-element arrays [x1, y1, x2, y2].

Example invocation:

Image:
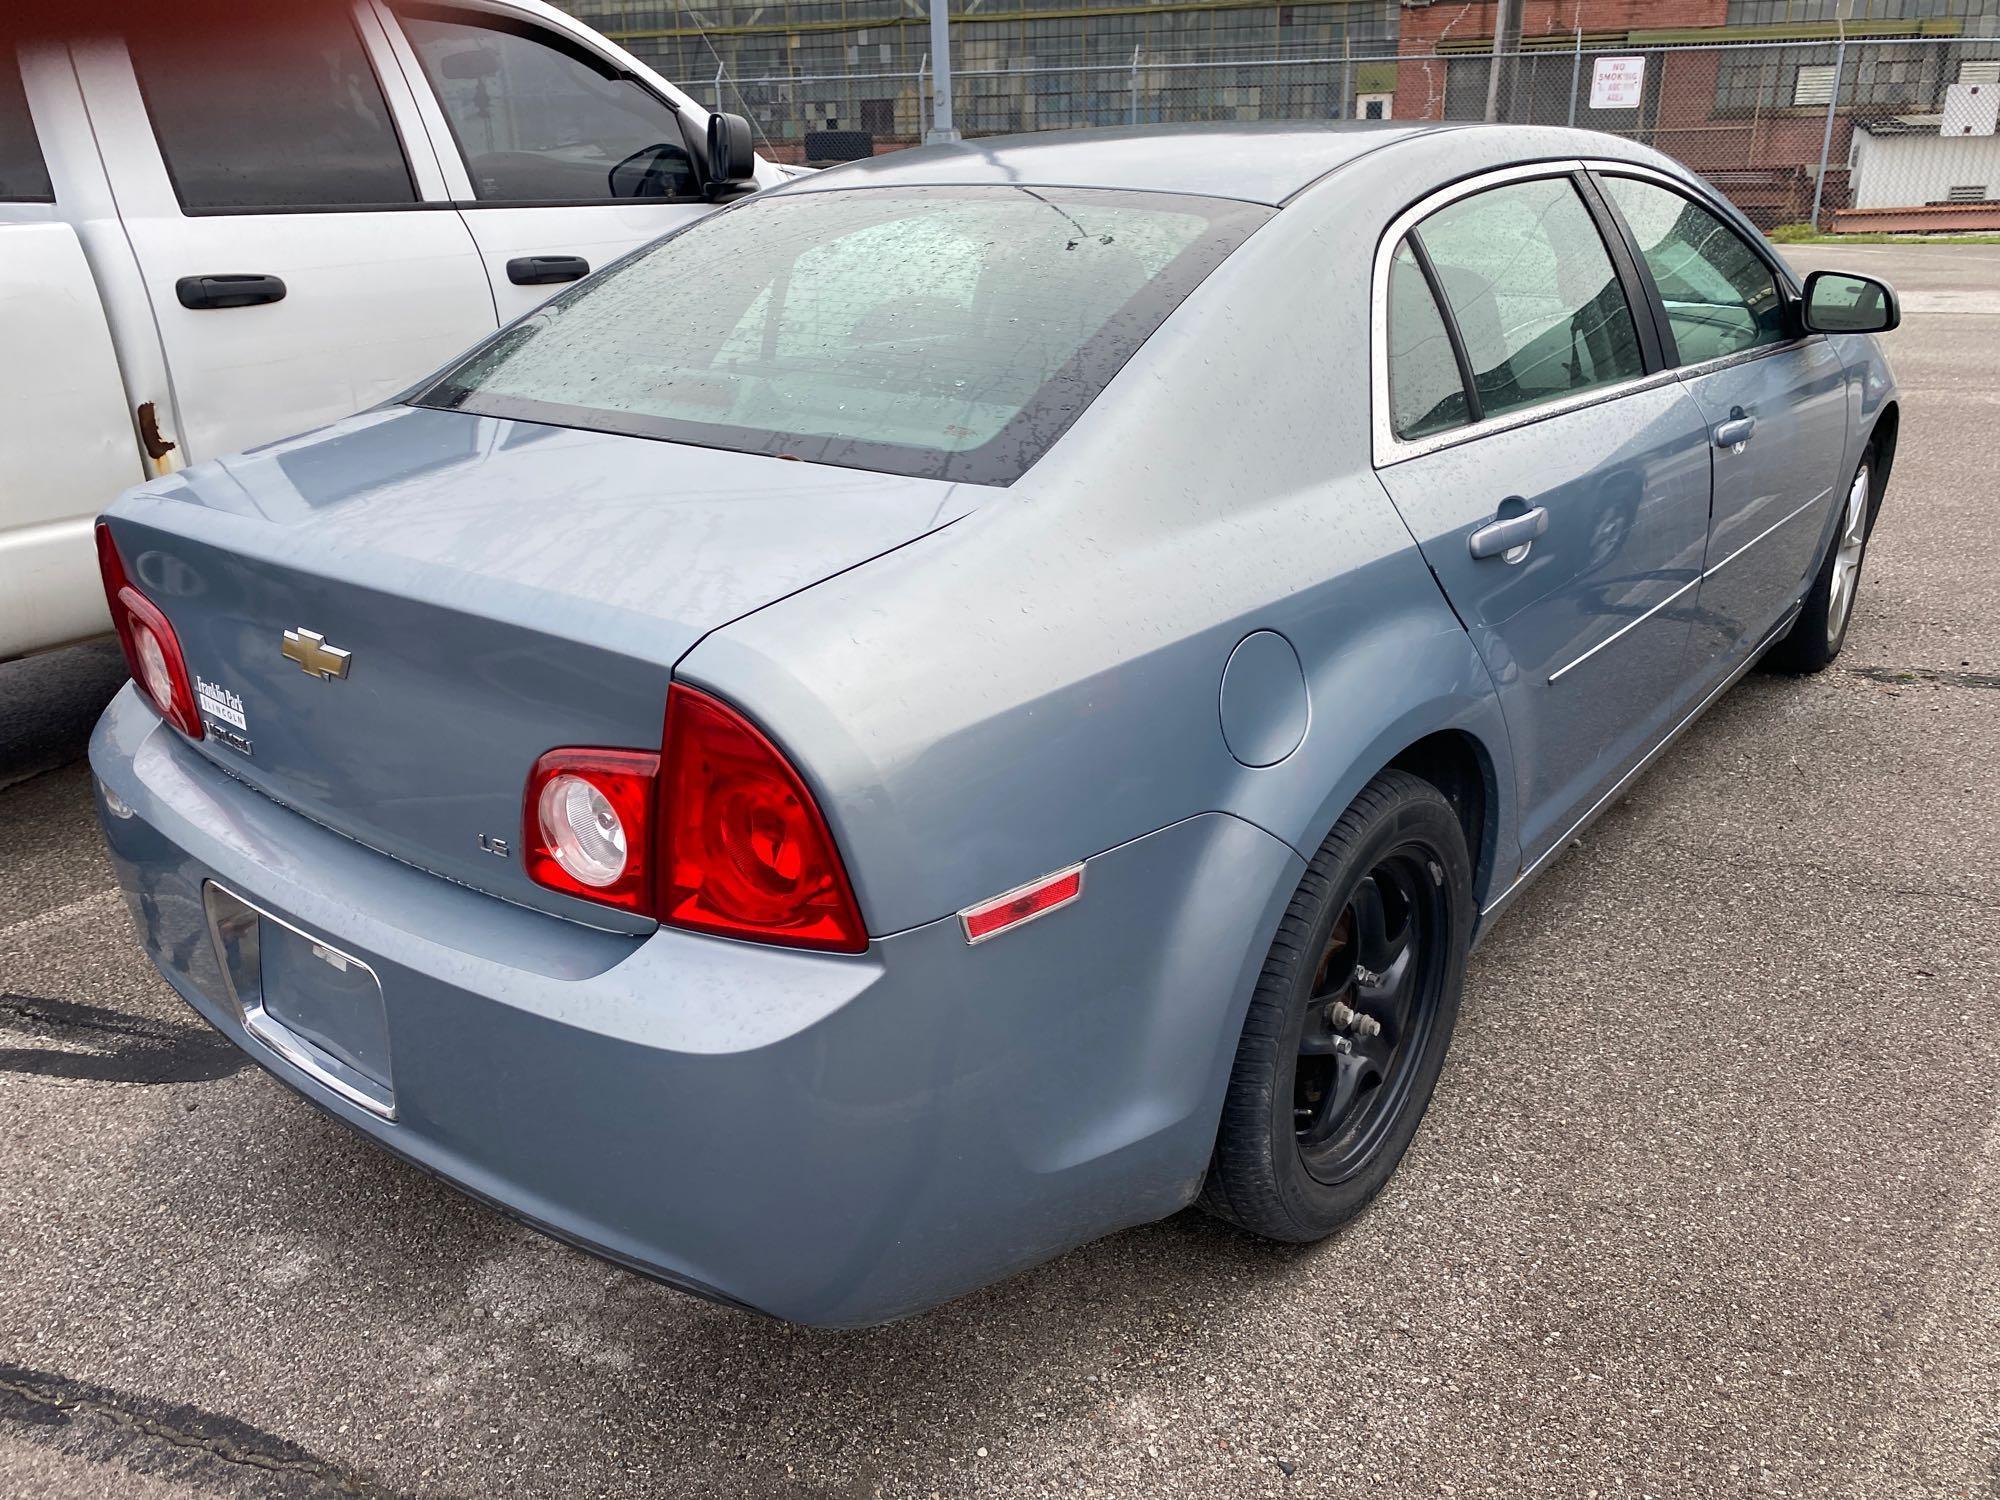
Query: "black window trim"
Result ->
[[446, 196, 703, 212], [1376, 162, 1666, 456], [1572, 168, 1670, 374], [127, 8, 425, 216], [391, 0, 707, 209]]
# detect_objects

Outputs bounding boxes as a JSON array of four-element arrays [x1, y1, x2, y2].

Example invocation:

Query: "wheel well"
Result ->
[[1387, 731, 1495, 906], [1866, 401, 1899, 530]]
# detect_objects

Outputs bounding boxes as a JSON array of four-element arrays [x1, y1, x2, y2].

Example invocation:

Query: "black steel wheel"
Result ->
[[1293, 847, 1451, 1186], [1202, 769, 1472, 1242]]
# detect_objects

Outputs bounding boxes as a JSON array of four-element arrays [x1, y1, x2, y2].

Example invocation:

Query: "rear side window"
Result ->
[[414, 185, 1271, 484], [398, 7, 698, 203], [1411, 177, 1645, 424], [131, 7, 415, 211], [1, 54, 55, 202], [1600, 175, 1787, 365]]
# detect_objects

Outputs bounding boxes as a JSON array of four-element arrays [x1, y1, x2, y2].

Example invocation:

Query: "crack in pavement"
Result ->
[[0, 993, 180, 1045], [0, 993, 249, 1086], [0, 1365, 419, 1498], [1849, 664, 2000, 691], [0, 747, 95, 796]]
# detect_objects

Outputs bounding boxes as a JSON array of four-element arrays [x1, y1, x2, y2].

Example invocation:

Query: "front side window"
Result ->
[[399, 8, 697, 203], [1411, 177, 1646, 424], [131, 8, 415, 211], [1600, 175, 1787, 366], [1, 55, 54, 203], [414, 185, 1271, 484]]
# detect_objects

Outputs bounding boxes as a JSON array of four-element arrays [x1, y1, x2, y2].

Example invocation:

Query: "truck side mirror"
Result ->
[[705, 112, 757, 200]]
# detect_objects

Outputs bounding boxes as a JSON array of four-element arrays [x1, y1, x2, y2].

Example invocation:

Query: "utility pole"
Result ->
[[1811, 17, 1849, 232], [925, 0, 961, 143], [1339, 25, 1352, 120], [1484, 0, 1523, 123]]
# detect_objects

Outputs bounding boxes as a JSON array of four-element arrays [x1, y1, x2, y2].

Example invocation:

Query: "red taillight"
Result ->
[[523, 748, 659, 913], [658, 685, 867, 954], [95, 521, 203, 740], [521, 687, 866, 953]]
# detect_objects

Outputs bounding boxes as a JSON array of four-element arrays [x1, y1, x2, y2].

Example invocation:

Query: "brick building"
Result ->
[[552, 0, 2000, 216], [1395, 0, 2000, 223]]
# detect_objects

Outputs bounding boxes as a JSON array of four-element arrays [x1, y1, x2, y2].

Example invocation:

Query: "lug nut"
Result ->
[[1327, 1001, 1383, 1039]]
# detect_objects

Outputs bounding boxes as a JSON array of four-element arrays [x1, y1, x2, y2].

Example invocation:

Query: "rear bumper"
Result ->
[[91, 687, 1302, 1325]]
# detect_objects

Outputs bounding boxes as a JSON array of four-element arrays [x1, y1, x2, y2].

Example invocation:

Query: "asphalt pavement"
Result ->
[[1, 244, 1996, 1499]]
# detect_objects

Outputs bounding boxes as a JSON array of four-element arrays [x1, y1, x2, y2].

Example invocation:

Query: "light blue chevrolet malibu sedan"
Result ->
[[91, 122, 1901, 1325]]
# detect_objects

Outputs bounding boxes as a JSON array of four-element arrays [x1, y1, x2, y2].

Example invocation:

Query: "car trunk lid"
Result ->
[[103, 405, 969, 928]]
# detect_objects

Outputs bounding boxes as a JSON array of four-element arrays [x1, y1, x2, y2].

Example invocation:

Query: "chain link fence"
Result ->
[[704, 35, 2000, 234]]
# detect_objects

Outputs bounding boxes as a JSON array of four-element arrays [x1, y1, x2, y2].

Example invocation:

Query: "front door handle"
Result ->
[[1714, 413, 1757, 449], [175, 273, 286, 310], [507, 255, 590, 286], [1468, 505, 1549, 561]]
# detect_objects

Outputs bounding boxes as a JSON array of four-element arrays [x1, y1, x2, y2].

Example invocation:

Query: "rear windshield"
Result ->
[[412, 185, 1271, 485]]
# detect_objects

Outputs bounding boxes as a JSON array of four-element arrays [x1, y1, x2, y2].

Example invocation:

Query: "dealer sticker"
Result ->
[[196, 676, 254, 754], [196, 676, 247, 731]]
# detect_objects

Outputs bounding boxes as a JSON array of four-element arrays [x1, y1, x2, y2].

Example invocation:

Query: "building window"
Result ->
[[1792, 64, 1837, 106], [1716, 42, 1988, 115]]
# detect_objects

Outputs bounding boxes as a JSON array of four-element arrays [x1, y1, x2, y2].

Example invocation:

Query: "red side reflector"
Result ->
[[959, 864, 1084, 945]]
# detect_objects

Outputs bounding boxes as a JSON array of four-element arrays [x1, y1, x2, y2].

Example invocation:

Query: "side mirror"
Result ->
[[704, 112, 757, 199], [1800, 269, 1900, 335]]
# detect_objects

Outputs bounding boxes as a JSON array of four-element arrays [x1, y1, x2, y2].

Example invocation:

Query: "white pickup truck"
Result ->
[[1, 0, 781, 660]]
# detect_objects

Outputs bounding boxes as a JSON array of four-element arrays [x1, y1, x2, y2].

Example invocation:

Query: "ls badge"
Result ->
[[281, 627, 351, 681]]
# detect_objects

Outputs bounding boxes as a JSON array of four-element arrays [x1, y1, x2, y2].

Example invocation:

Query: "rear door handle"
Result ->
[[175, 274, 286, 310], [1713, 414, 1757, 449], [1468, 505, 1549, 560], [507, 255, 590, 286]]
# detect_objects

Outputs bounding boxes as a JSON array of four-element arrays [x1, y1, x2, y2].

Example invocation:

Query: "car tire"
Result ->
[[1200, 769, 1473, 1243], [1764, 444, 1878, 676]]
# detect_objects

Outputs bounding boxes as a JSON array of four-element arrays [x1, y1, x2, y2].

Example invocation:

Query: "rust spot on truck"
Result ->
[[135, 401, 176, 470]]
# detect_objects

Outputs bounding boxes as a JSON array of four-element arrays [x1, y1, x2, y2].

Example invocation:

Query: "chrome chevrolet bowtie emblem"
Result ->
[[281, 627, 351, 681]]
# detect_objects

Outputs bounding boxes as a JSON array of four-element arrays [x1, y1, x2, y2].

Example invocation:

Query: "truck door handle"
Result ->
[[175, 274, 287, 310], [1713, 413, 1757, 449], [1468, 505, 1549, 561], [507, 255, 590, 286]]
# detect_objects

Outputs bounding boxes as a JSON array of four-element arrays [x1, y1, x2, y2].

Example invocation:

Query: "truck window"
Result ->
[[398, 6, 699, 204], [1, 55, 54, 202], [129, 8, 416, 211]]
